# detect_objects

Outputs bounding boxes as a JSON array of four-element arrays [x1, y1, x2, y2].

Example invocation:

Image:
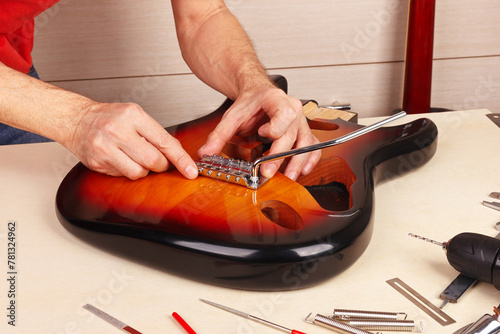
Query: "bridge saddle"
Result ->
[[195, 154, 255, 188]]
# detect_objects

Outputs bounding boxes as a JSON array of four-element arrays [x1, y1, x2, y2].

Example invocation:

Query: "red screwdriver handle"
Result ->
[[291, 330, 307, 334]]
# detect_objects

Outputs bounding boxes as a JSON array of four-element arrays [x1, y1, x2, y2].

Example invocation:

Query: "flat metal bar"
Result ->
[[483, 201, 500, 211], [386, 278, 455, 326], [439, 274, 477, 306], [486, 113, 500, 128]]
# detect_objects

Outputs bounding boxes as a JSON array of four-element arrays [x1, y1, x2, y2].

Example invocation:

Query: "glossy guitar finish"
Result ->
[[56, 100, 438, 291]]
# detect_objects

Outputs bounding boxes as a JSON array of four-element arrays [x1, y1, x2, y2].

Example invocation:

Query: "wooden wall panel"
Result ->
[[33, 0, 500, 79], [32, 0, 188, 81], [51, 56, 500, 127], [231, 0, 500, 65], [31, 0, 500, 119], [274, 57, 500, 116], [50, 74, 227, 127], [432, 56, 500, 112], [433, 0, 500, 58]]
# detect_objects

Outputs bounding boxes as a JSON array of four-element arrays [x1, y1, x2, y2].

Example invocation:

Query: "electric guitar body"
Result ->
[[56, 81, 438, 290]]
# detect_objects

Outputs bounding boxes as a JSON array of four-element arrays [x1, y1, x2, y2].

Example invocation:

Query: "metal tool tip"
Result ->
[[199, 299, 249, 319], [440, 299, 450, 309], [199, 298, 214, 306], [199, 299, 225, 311], [408, 233, 445, 248]]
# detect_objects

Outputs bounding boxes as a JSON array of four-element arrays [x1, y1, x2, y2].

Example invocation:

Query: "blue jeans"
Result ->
[[0, 66, 54, 145]]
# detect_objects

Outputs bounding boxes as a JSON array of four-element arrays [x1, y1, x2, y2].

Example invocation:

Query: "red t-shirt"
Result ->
[[0, 0, 59, 73]]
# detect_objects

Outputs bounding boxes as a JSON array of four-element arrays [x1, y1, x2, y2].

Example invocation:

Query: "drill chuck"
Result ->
[[446, 233, 500, 289]]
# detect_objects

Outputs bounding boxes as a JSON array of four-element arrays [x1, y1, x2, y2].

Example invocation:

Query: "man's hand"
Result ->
[[0, 63, 199, 181], [66, 101, 198, 180], [198, 86, 321, 181], [172, 0, 320, 181]]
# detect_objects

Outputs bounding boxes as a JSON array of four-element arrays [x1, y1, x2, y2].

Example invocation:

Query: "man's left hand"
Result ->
[[198, 86, 321, 181]]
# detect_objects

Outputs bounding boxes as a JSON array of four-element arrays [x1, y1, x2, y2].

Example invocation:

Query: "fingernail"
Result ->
[[303, 163, 313, 175], [185, 165, 198, 179], [286, 171, 298, 181], [262, 164, 278, 178]]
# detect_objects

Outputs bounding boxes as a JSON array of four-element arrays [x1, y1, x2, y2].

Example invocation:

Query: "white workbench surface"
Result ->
[[1, 109, 499, 334]]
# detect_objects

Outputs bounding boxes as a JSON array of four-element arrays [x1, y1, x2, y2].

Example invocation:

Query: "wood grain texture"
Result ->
[[49, 73, 227, 127], [50, 56, 500, 124], [31, 0, 500, 119], [32, 0, 187, 81]]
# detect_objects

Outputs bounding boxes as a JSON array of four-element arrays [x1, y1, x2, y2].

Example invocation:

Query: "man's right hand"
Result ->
[[66, 101, 199, 180]]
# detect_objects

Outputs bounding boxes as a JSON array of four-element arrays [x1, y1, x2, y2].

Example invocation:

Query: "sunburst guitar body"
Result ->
[[56, 78, 438, 290]]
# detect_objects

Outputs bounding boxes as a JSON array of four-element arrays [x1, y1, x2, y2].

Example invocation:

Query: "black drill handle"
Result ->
[[447, 232, 500, 289]]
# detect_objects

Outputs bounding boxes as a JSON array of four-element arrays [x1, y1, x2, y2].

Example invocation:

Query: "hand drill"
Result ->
[[409, 232, 500, 289]]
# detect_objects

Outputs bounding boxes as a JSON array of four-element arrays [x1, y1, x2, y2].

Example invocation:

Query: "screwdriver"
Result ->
[[409, 233, 500, 289], [200, 299, 307, 334]]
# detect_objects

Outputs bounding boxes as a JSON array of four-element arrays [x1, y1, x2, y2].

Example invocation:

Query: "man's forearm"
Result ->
[[0, 62, 93, 145], [172, 1, 321, 180], [171, 0, 273, 100], [0, 62, 198, 180]]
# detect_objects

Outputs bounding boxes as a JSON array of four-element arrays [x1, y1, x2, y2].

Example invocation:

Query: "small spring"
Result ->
[[305, 313, 382, 334], [342, 319, 423, 332], [333, 308, 407, 321]]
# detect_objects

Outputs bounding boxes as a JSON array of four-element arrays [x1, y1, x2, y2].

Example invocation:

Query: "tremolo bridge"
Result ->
[[195, 111, 406, 189], [195, 155, 258, 188]]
